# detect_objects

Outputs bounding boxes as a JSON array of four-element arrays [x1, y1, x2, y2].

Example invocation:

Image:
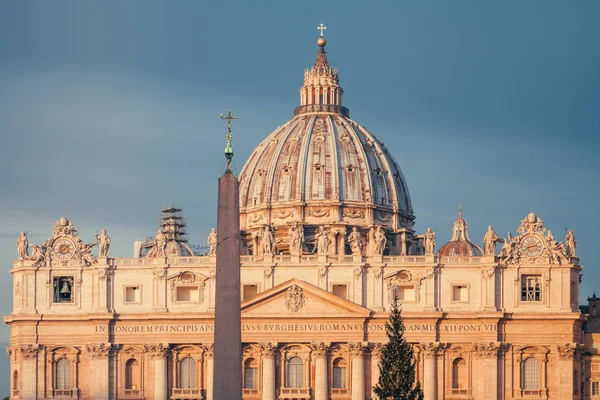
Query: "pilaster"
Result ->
[[260, 342, 278, 400], [144, 343, 169, 400], [349, 342, 366, 400], [311, 342, 330, 400], [86, 342, 113, 400], [20, 344, 42, 400], [421, 342, 441, 400]]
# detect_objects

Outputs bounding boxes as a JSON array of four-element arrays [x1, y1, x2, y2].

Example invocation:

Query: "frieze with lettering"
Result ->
[[97, 322, 497, 334]]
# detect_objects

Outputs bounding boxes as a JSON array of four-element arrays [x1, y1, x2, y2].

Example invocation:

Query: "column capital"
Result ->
[[20, 344, 42, 359], [259, 342, 278, 356], [348, 341, 367, 357], [310, 342, 330, 358], [420, 342, 442, 357], [472, 342, 505, 358], [370, 342, 384, 358], [144, 343, 170, 358], [203, 343, 214, 359], [557, 343, 580, 360], [86, 342, 114, 359]]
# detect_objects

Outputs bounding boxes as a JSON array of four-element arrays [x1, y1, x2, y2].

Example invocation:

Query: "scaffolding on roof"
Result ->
[[158, 204, 189, 243]]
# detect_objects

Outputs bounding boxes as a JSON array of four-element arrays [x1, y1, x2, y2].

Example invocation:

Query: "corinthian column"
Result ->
[[145, 343, 169, 400], [311, 342, 330, 400], [204, 344, 214, 400], [20, 344, 41, 400], [86, 343, 113, 400], [260, 343, 277, 400], [370, 343, 383, 398], [421, 343, 440, 400], [349, 342, 365, 400]]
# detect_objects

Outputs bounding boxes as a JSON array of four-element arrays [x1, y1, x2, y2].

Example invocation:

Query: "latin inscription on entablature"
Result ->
[[96, 322, 497, 334]]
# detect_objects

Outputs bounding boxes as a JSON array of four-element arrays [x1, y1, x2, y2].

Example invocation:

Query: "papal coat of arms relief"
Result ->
[[284, 284, 306, 312]]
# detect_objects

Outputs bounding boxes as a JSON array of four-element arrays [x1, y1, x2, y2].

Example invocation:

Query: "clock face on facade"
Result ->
[[53, 238, 76, 260], [521, 235, 543, 257]]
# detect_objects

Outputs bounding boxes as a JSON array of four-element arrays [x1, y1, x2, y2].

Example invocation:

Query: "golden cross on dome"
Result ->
[[317, 23, 327, 37], [219, 109, 238, 165]]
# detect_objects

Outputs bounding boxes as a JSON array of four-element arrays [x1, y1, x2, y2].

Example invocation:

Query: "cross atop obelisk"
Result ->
[[219, 109, 238, 167], [317, 23, 327, 37]]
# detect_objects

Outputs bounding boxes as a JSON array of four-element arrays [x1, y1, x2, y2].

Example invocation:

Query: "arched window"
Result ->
[[522, 357, 539, 390], [55, 358, 72, 390], [125, 359, 140, 390], [179, 357, 197, 389], [244, 358, 258, 389], [12, 371, 18, 393], [286, 356, 304, 388], [332, 358, 347, 388], [452, 358, 467, 389]]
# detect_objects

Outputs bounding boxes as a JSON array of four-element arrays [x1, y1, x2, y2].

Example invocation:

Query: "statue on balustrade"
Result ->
[[288, 222, 304, 256], [262, 226, 274, 256], [424, 227, 435, 255], [95, 229, 111, 257], [565, 229, 577, 257], [314, 226, 329, 255], [347, 227, 363, 255], [483, 226, 499, 256], [16, 232, 28, 260], [208, 228, 218, 255], [373, 226, 386, 255]]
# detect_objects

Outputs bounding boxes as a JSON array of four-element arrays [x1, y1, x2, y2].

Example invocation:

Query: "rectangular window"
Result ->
[[452, 285, 468, 302], [125, 286, 141, 304], [332, 284, 347, 300], [53, 277, 74, 303], [593, 381, 599, 396], [333, 367, 346, 388], [395, 286, 415, 302], [176, 286, 199, 303], [521, 276, 543, 302], [244, 367, 258, 389], [243, 284, 258, 301]]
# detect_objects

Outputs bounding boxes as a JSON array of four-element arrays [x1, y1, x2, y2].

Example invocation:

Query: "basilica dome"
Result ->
[[238, 35, 414, 256], [437, 210, 483, 257]]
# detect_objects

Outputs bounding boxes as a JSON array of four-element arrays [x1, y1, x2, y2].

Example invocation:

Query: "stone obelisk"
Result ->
[[213, 110, 242, 398]]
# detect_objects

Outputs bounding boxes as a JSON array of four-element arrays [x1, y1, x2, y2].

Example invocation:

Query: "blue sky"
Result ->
[[0, 0, 599, 390]]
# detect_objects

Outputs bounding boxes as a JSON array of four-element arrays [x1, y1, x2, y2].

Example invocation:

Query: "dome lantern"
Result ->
[[437, 209, 484, 257]]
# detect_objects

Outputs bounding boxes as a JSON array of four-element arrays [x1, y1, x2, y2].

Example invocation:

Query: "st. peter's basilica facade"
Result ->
[[5, 32, 599, 400]]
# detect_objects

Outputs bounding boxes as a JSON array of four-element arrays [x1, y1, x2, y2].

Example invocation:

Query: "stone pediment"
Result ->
[[241, 279, 371, 318]]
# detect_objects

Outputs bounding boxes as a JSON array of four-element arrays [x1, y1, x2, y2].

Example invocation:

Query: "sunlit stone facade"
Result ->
[[4, 33, 597, 400]]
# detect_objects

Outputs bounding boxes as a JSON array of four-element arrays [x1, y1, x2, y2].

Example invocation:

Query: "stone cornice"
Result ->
[[20, 344, 42, 359], [472, 342, 504, 358], [370, 342, 384, 358], [203, 343, 214, 359], [85, 343, 113, 359], [144, 343, 169, 358], [310, 342, 330, 358], [348, 342, 366, 357], [420, 342, 442, 357], [557, 343, 579, 360], [259, 342, 278, 356]]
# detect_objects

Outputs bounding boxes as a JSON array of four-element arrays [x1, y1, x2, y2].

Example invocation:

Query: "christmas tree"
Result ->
[[373, 295, 424, 400]]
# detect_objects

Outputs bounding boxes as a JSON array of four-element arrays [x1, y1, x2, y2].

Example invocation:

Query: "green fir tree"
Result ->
[[373, 296, 424, 400]]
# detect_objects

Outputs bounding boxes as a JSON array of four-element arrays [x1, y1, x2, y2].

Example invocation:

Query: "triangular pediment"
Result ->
[[241, 279, 371, 318]]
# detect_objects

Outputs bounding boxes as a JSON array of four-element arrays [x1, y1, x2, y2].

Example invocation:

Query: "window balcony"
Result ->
[[279, 387, 311, 399], [118, 388, 145, 399], [171, 388, 203, 400], [331, 388, 351, 398], [446, 388, 472, 398], [53, 389, 78, 398], [242, 388, 262, 399]]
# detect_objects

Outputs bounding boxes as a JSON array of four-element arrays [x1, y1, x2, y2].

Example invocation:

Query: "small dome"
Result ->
[[437, 210, 483, 257]]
